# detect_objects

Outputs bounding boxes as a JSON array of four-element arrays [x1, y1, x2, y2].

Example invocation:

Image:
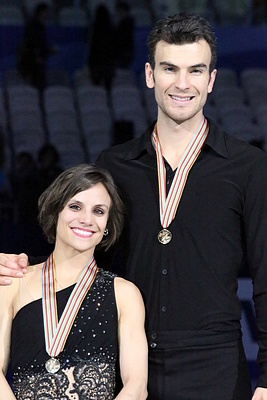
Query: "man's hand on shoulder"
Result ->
[[0, 253, 28, 285]]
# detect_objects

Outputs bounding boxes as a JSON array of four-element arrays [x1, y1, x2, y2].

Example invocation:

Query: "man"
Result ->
[[1, 13, 267, 400]]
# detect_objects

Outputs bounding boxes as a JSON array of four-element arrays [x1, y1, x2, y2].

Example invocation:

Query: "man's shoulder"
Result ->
[[104, 137, 141, 155], [224, 130, 267, 160], [97, 134, 146, 166], [208, 118, 267, 162]]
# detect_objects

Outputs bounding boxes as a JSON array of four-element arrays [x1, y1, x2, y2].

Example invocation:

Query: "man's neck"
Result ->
[[156, 120, 200, 170]]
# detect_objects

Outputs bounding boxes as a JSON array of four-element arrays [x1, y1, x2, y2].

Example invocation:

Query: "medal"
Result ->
[[152, 119, 208, 245], [158, 229, 172, 244], [42, 254, 98, 373], [45, 357, 60, 373]]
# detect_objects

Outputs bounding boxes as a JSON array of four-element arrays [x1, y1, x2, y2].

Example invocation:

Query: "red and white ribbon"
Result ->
[[42, 253, 98, 357], [152, 118, 209, 228]]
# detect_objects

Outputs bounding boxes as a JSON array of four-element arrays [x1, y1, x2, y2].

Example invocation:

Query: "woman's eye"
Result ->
[[69, 204, 80, 211], [94, 208, 105, 215]]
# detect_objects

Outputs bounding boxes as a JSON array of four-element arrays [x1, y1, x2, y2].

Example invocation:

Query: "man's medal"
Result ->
[[152, 118, 208, 244]]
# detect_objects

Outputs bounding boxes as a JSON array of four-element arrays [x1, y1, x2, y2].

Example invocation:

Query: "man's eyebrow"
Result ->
[[159, 61, 177, 68], [159, 62, 208, 69], [190, 63, 208, 69]]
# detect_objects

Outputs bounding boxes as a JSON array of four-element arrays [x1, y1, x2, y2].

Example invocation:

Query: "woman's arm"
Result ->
[[115, 277, 148, 400], [0, 281, 19, 399]]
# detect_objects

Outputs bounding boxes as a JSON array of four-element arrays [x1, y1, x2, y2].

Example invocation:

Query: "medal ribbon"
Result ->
[[152, 118, 208, 228], [42, 253, 98, 357]]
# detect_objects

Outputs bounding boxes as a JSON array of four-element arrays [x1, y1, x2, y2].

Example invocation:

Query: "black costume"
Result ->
[[96, 119, 267, 399], [10, 269, 118, 399]]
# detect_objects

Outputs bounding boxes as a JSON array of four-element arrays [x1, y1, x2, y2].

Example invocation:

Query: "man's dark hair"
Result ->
[[147, 12, 217, 72]]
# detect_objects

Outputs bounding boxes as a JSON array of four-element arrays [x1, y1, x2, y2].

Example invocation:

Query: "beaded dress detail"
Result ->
[[10, 269, 118, 399]]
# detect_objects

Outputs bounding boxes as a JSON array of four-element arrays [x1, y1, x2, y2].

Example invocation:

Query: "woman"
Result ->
[[0, 164, 148, 399]]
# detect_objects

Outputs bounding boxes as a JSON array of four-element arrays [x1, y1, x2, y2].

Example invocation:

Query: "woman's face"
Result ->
[[56, 183, 111, 256]]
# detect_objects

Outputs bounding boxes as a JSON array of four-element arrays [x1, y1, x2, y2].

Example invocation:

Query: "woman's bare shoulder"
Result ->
[[114, 276, 141, 294]]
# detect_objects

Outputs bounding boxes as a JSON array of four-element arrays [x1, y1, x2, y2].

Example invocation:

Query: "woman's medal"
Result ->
[[45, 357, 61, 373], [42, 253, 98, 373]]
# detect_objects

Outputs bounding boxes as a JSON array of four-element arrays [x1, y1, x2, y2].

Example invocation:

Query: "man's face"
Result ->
[[145, 39, 216, 127]]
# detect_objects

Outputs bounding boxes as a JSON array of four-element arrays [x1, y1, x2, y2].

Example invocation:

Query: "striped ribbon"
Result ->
[[42, 253, 98, 357], [152, 118, 209, 228]]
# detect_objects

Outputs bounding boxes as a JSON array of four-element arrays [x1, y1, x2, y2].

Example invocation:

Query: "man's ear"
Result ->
[[208, 68, 217, 94], [145, 62, 155, 89]]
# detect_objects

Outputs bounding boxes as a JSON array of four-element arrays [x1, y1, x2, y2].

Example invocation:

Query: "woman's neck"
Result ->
[[52, 248, 95, 288]]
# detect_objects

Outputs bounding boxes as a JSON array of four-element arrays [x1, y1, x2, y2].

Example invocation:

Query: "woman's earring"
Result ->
[[103, 228, 109, 236]]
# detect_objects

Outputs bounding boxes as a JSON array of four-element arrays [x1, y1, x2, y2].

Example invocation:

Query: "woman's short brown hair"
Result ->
[[38, 164, 124, 250]]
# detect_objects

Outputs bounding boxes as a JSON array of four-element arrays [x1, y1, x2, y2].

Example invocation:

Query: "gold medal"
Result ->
[[158, 229, 172, 244], [45, 357, 60, 373]]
